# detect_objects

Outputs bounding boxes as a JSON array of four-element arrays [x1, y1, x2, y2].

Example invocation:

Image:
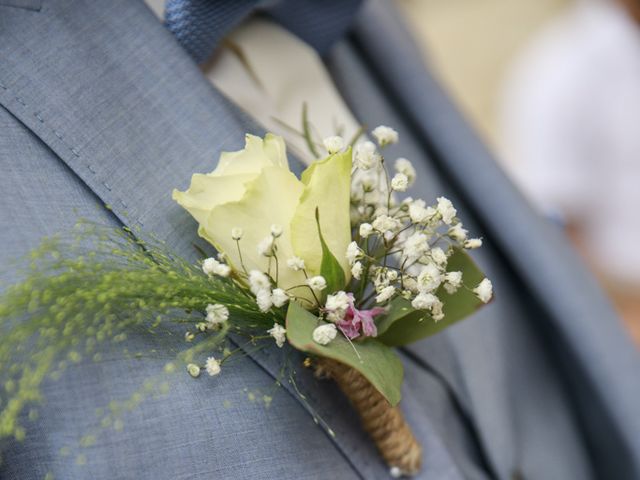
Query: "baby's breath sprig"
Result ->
[[322, 125, 492, 338]]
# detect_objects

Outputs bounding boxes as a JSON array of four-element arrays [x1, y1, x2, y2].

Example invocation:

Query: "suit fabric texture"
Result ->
[[0, 1, 639, 479]]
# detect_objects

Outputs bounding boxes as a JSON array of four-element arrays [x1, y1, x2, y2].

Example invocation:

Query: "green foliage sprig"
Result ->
[[0, 222, 277, 440]]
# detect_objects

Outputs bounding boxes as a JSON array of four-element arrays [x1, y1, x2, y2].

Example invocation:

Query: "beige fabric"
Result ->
[[142, 1, 382, 238], [143, 0, 360, 163], [203, 19, 361, 164]]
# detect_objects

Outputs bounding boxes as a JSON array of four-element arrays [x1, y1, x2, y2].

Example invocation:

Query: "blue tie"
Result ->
[[165, 0, 363, 64]]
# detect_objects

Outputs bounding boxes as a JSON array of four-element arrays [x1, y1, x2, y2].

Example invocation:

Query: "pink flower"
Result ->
[[336, 293, 386, 339]]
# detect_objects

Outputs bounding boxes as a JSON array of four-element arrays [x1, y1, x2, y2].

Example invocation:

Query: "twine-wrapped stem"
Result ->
[[315, 357, 422, 476]]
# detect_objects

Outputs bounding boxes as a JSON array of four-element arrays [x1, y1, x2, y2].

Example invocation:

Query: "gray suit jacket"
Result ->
[[1, 1, 639, 479]]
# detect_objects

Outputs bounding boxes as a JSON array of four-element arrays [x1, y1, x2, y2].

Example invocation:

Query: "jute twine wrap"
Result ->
[[315, 357, 422, 476]]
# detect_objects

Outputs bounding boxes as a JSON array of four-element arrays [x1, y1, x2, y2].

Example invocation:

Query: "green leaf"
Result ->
[[290, 149, 352, 282], [286, 301, 403, 406], [315, 208, 346, 294], [376, 249, 486, 347], [375, 297, 417, 337]]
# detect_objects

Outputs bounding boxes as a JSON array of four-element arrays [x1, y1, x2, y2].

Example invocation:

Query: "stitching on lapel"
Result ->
[[0, 80, 142, 225], [0, 0, 42, 11]]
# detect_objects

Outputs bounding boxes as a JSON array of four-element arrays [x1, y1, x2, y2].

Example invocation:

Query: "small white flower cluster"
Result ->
[[312, 323, 338, 345], [234, 225, 303, 348], [185, 356, 221, 379], [354, 141, 382, 170], [256, 224, 284, 258], [268, 323, 287, 348], [205, 356, 221, 376], [206, 303, 229, 327], [189, 303, 227, 338], [345, 125, 492, 322], [248, 270, 289, 313], [323, 135, 345, 155], [325, 291, 350, 322], [306, 275, 327, 292], [202, 257, 231, 277], [372, 125, 399, 147]]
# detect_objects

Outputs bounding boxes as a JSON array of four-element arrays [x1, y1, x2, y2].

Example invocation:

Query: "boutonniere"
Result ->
[[0, 125, 492, 477]]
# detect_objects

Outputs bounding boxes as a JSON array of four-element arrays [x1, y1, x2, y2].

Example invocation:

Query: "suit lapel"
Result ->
[[0, 0, 249, 255]]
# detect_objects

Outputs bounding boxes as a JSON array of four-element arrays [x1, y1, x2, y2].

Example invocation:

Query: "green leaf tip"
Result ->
[[377, 249, 486, 346], [314, 208, 346, 294]]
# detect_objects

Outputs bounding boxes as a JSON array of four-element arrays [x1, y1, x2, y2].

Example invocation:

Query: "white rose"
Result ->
[[173, 134, 352, 303]]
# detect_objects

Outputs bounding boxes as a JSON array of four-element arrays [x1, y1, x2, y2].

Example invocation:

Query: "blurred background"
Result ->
[[396, 0, 640, 344]]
